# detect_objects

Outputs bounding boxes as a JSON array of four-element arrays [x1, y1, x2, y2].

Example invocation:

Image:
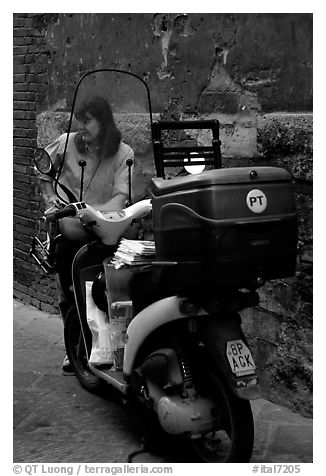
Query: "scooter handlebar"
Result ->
[[44, 204, 77, 222], [42, 199, 152, 245]]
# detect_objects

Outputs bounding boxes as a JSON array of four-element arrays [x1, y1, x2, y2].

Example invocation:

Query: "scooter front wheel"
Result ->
[[64, 305, 102, 391]]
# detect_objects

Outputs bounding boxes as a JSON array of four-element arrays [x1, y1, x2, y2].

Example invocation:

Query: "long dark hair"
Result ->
[[74, 96, 121, 158]]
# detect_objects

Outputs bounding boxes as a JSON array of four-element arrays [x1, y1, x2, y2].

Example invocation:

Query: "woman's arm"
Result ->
[[99, 193, 127, 212], [58, 193, 128, 241]]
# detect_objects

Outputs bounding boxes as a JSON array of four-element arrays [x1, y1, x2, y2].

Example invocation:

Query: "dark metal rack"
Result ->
[[152, 119, 222, 178]]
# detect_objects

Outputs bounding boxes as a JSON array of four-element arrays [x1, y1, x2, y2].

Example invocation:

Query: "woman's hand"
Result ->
[[45, 193, 62, 208], [41, 181, 63, 208]]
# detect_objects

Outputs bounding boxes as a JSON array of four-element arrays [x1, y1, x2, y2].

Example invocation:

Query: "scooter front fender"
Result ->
[[123, 296, 208, 376]]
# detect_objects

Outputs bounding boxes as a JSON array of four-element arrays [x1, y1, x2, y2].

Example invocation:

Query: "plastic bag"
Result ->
[[85, 281, 114, 365]]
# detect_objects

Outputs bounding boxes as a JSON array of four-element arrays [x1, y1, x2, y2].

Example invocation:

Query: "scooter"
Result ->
[[31, 69, 298, 462]]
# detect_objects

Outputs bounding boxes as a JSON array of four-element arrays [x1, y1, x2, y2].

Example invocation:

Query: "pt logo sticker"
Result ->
[[246, 189, 267, 213]]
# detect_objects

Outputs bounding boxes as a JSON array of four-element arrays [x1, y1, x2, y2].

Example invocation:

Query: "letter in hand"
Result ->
[[41, 180, 63, 209], [44, 194, 65, 216], [47, 193, 62, 206]]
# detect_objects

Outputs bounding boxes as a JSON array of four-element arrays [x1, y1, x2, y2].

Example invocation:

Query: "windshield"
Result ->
[[55, 69, 154, 204]]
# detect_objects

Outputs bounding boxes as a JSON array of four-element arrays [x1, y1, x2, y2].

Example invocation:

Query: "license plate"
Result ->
[[226, 339, 256, 377]]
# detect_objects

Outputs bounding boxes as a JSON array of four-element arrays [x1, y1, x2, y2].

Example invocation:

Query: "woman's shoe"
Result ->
[[62, 355, 73, 373]]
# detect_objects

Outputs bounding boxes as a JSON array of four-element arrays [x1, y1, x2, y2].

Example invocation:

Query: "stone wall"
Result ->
[[13, 13, 312, 415], [245, 113, 313, 417]]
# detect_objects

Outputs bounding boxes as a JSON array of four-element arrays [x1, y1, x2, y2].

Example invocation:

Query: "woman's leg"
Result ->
[[54, 238, 87, 371]]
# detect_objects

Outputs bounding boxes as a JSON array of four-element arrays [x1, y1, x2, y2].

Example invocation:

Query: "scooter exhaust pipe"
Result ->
[[144, 377, 216, 437]]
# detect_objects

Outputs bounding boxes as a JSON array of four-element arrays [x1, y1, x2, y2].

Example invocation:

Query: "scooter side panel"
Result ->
[[123, 296, 208, 375]]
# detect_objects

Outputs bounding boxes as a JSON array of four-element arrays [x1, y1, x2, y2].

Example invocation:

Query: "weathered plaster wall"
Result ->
[[13, 13, 312, 416], [36, 13, 312, 157]]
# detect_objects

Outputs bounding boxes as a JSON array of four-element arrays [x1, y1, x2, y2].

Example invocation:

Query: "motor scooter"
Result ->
[[31, 69, 298, 462]]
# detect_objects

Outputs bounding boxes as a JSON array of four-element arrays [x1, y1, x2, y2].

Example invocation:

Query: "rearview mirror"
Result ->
[[34, 148, 53, 175]]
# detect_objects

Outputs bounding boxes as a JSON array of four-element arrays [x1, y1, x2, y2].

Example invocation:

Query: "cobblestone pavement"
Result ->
[[13, 299, 313, 464]]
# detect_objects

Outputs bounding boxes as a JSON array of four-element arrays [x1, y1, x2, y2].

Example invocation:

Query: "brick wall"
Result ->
[[13, 13, 58, 312]]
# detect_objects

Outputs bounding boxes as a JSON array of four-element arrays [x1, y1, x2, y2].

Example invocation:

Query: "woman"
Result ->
[[40, 95, 134, 239], [37, 96, 134, 371]]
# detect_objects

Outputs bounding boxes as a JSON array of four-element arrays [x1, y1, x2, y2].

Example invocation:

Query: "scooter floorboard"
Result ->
[[89, 364, 128, 393]]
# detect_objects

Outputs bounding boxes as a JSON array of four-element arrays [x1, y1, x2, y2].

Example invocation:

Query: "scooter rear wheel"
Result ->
[[191, 360, 254, 462], [64, 304, 102, 391]]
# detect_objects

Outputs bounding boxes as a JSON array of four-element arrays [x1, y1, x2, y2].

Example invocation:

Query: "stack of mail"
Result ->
[[112, 238, 156, 268]]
